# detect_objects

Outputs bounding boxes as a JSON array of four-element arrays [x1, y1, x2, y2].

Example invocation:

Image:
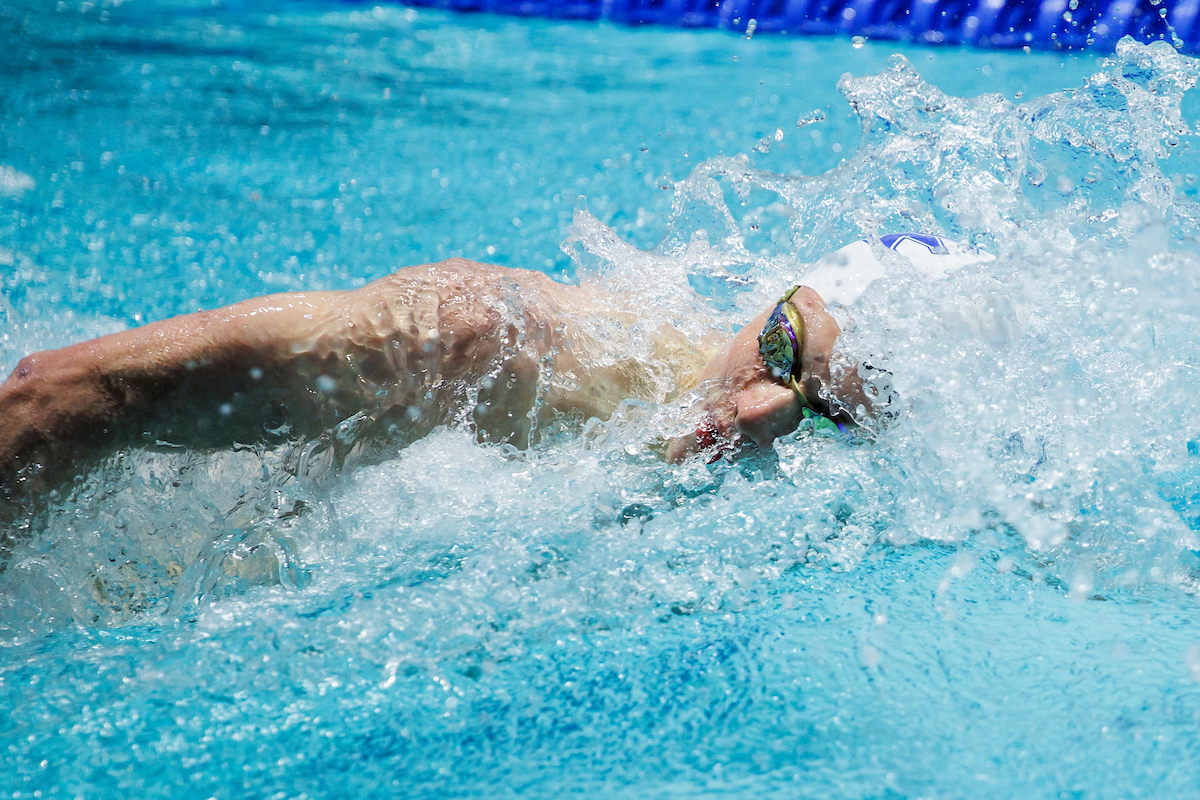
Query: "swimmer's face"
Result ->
[[667, 288, 836, 462]]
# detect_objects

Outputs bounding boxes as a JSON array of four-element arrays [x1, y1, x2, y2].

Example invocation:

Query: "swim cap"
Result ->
[[799, 233, 994, 306]]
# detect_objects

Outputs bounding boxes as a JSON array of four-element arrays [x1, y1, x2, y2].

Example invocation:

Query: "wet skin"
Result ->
[[0, 259, 871, 478]]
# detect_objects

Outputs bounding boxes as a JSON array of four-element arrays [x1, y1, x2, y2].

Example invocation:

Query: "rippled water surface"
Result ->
[[4, 1, 1200, 797]]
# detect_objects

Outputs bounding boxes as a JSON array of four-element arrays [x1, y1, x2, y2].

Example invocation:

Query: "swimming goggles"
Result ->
[[757, 284, 810, 407]]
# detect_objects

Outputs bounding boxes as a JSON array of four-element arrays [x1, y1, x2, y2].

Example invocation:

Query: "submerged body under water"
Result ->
[[3, 1, 1200, 797]]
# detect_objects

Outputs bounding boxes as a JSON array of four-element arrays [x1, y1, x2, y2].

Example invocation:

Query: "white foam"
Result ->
[[0, 165, 35, 197]]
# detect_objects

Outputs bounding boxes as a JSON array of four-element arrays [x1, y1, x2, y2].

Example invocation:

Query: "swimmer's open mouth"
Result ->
[[693, 414, 733, 463], [694, 414, 721, 451]]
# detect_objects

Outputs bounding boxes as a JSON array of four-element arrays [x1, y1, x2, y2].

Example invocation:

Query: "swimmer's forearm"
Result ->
[[0, 259, 591, 465], [0, 276, 459, 465], [0, 291, 342, 460]]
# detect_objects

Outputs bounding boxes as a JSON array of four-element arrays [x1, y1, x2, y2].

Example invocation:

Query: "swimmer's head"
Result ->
[[666, 294, 812, 462]]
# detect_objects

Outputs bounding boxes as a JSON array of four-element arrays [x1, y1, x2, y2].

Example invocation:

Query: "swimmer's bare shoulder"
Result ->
[[0, 258, 579, 471]]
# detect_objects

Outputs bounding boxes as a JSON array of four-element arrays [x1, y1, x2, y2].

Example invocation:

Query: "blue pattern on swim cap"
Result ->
[[878, 232, 950, 255]]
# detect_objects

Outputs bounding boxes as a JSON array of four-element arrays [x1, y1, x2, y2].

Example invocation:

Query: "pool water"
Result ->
[[4, 1, 1200, 797]]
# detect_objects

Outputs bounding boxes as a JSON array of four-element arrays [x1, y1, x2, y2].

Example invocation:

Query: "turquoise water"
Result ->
[[5, 1, 1200, 797]]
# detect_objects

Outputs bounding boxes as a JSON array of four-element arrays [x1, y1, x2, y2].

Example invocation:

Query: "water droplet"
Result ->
[[851, 35, 866, 49], [795, 109, 826, 128]]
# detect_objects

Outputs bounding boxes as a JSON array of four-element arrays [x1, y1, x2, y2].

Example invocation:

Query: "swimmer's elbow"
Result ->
[[7, 353, 39, 384], [0, 354, 50, 465]]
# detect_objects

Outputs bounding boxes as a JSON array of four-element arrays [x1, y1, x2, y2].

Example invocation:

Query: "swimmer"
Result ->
[[0, 234, 984, 483]]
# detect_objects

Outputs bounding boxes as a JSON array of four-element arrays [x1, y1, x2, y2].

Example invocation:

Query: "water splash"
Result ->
[[7, 27, 1200, 799], [7, 40, 1200, 640], [0, 166, 34, 198], [561, 38, 1200, 597]]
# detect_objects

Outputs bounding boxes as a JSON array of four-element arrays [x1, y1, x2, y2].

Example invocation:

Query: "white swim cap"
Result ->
[[800, 233, 994, 306]]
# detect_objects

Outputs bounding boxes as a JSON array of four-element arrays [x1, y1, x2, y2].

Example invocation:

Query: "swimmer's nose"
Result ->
[[733, 383, 801, 450]]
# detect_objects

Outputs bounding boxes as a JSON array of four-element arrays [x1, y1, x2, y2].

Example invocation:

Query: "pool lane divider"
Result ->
[[390, 0, 1200, 53]]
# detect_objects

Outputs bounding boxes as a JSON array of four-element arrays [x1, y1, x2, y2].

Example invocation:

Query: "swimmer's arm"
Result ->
[[0, 290, 350, 462], [0, 263, 503, 465]]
